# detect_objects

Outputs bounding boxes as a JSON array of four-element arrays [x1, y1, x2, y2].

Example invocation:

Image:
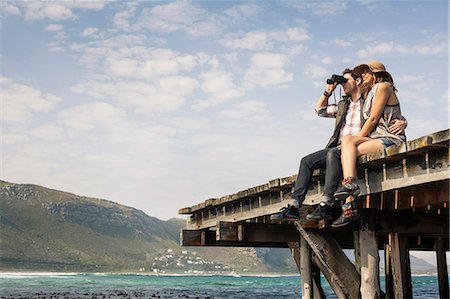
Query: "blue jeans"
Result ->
[[291, 147, 342, 206]]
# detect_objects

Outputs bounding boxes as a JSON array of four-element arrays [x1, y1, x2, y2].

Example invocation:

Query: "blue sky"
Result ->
[[1, 1, 448, 223]]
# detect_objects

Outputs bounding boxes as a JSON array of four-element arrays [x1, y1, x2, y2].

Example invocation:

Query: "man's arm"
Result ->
[[315, 82, 338, 117]]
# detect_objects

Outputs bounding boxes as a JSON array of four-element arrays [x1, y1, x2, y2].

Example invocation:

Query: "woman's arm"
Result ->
[[358, 83, 392, 137]]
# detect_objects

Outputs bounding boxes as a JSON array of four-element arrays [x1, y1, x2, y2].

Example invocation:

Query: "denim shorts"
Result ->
[[379, 137, 396, 148]]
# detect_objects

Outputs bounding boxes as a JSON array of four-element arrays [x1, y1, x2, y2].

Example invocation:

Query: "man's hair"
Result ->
[[342, 68, 358, 80]]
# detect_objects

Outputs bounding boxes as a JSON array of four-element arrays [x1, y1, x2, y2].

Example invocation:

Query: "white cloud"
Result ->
[[31, 124, 63, 140], [192, 70, 243, 111], [219, 101, 271, 126], [17, 1, 106, 21], [322, 57, 333, 65], [44, 24, 64, 32], [1, 3, 20, 15], [223, 3, 263, 21], [71, 44, 203, 79], [304, 64, 328, 79], [75, 76, 199, 113], [220, 27, 310, 50], [81, 27, 99, 37], [290, 2, 347, 16], [138, 0, 224, 37], [357, 40, 447, 58], [1, 77, 60, 124], [331, 38, 352, 48], [245, 53, 293, 88], [58, 102, 126, 131], [113, 3, 138, 30]]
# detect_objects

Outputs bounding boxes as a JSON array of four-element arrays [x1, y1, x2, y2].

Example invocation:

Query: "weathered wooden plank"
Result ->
[[390, 233, 412, 299], [294, 222, 361, 298]]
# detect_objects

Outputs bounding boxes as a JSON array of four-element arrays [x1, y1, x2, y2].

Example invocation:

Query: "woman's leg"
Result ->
[[340, 135, 376, 179]]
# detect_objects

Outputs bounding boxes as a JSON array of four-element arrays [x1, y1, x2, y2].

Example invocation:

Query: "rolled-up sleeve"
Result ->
[[316, 104, 338, 118]]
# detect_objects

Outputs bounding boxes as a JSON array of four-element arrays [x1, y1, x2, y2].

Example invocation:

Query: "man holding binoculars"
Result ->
[[270, 68, 407, 223]]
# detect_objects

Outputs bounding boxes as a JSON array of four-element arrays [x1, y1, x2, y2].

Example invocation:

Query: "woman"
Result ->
[[331, 61, 406, 227]]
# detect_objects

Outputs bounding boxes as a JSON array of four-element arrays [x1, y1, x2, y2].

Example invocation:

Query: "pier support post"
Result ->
[[359, 209, 381, 298], [294, 222, 360, 298], [300, 236, 313, 299], [435, 237, 449, 299], [384, 244, 394, 299], [390, 233, 412, 299]]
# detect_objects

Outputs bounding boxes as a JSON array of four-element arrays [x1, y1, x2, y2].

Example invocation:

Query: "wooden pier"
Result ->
[[179, 129, 449, 298]]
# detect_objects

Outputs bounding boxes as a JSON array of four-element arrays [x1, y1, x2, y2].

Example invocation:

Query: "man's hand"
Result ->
[[388, 119, 407, 135]]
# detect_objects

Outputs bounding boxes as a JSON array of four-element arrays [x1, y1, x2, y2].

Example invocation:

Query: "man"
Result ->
[[270, 68, 407, 221]]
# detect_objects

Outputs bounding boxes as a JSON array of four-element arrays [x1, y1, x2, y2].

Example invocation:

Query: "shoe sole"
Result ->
[[334, 189, 360, 201], [331, 215, 360, 228]]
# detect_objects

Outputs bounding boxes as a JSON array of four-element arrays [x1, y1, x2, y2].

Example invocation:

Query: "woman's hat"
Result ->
[[352, 60, 387, 77]]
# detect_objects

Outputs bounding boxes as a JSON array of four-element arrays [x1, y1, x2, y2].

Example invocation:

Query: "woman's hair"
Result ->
[[361, 70, 397, 98]]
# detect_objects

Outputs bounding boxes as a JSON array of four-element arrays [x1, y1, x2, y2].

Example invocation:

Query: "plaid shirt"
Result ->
[[316, 99, 362, 141]]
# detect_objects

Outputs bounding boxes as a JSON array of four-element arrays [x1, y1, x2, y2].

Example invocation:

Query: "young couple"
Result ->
[[271, 61, 407, 227]]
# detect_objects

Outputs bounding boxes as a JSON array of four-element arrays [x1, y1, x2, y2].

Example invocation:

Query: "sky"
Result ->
[[1, 0, 449, 223]]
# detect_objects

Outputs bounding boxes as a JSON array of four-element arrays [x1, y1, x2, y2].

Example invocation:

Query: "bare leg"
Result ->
[[340, 136, 384, 178]]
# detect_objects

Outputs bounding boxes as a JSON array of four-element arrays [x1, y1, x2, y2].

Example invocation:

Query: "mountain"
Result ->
[[0, 181, 295, 274]]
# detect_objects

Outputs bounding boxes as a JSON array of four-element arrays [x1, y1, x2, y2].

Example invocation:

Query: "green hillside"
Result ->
[[0, 181, 296, 274]]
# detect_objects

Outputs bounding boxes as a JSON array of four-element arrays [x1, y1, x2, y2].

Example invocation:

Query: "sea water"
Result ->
[[0, 273, 443, 298]]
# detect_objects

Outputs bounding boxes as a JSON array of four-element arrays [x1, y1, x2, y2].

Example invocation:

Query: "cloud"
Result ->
[[357, 40, 447, 58], [73, 76, 199, 113], [289, 2, 347, 16], [81, 27, 99, 37], [1, 77, 60, 124], [70, 44, 203, 79], [138, 0, 224, 37], [330, 38, 352, 48], [1, 2, 20, 16], [244, 53, 293, 88], [58, 102, 126, 131], [219, 101, 272, 127], [113, 2, 138, 30], [304, 64, 328, 79], [15, 1, 107, 21], [223, 3, 263, 21], [31, 124, 64, 140], [192, 69, 243, 111], [44, 24, 64, 32], [220, 27, 310, 50]]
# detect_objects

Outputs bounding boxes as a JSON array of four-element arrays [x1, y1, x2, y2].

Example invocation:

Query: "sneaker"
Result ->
[[334, 177, 360, 201], [331, 202, 358, 228], [306, 203, 333, 221], [270, 205, 300, 221]]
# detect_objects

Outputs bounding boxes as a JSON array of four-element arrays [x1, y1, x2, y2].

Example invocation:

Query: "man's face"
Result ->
[[342, 73, 357, 95]]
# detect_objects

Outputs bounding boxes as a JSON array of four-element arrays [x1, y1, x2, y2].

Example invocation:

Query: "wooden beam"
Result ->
[[294, 222, 361, 298], [216, 221, 300, 243], [311, 255, 347, 298], [181, 229, 289, 247], [359, 209, 381, 299], [435, 237, 449, 299], [310, 261, 326, 299], [378, 210, 449, 236], [384, 244, 394, 299], [300, 238, 313, 299], [390, 233, 412, 299]]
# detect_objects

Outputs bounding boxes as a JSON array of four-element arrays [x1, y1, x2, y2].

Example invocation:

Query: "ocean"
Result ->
[[0, 273, 443, 298]]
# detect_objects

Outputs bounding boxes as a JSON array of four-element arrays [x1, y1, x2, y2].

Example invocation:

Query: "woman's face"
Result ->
[[361, 69, 375, 85]]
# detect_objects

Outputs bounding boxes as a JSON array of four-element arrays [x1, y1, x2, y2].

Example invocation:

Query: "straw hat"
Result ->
[[352, 61, 387, 77]]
